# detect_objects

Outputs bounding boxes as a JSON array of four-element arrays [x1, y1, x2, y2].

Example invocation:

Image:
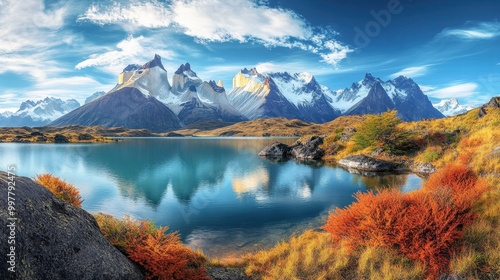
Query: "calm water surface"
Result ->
[[0, 138, 422, 259]]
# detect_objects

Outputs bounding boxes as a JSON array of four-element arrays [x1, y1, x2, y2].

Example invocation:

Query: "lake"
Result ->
[[0, 138, 422, 259]]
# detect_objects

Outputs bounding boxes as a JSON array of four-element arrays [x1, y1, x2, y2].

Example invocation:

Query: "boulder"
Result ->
[[77, 133, 94, 141], [338, 155, 397, 172], [412, 162, 437, 174], [258, 142, 292, 158], [54, 134, 69, 143], [291, 136, 325, 160], [0, 172, 144, 280]]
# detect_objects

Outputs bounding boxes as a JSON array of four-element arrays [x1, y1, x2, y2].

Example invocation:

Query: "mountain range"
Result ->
[[432, 98, 473, 116], [0, 97, 80, 127], [2, 55, 454, 130]]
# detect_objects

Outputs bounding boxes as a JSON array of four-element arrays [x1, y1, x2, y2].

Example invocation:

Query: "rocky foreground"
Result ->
[[0, 172, 143, 280]]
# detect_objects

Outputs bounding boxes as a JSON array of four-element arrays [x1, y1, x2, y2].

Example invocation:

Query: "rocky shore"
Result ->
[[259, 139, 436, 175]]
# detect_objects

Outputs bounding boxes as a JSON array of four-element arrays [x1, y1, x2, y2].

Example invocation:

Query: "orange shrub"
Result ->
[[95, 213, 208, 280], [35, 174, 82, 208], [324, 164, 488, 279]]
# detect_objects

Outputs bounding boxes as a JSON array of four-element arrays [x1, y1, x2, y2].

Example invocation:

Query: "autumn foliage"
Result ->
[[95, 213, 208, 280], [35, 174, 83, 208], [324, 164, 488, 278]]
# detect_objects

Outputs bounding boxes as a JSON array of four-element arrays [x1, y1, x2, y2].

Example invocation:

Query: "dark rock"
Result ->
[[291, 136, 325, 160], [30, 131, 43, 136], [485, 96, 500, 108], [206, 267, 250, 280], [54, 134, 69, 143], [412, 162, 437, 174], [338, 155, 397, 172], [478, 107, 487, 118], [258, 142, 292, 157], [478, 96, 499, 118], [36, 135, 47, 142], [0, 172, 144, 280], [165, 132, 184, 137], [77, 133, 94, 141]]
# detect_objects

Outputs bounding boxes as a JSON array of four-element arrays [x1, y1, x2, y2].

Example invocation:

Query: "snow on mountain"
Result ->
[[228, 69, 340, 123], [51, 55, 181, 132], [433, 98, 473, 116], [327, 73, 380, 113], [0, 97, 80, 127], [327, 74, 444, 121]]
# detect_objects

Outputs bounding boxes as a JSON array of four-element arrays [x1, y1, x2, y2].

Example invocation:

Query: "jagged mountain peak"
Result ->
[[240, 68, 260, 76], [141, 54, 166, 71], [122, 64, 141, 72], [208, 80, 225, 93], [175, 62, 192, 74]]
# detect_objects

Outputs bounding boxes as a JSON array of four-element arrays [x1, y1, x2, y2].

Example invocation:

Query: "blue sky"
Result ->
[[1, 0, 499, 112]]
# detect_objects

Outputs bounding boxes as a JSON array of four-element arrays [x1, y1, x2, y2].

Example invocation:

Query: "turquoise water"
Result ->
[[0, 138, 422, 259]]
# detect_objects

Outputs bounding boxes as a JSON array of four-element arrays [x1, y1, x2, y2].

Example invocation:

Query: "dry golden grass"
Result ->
[[244, 107, 500, 279], [171, 116, 367, 137], [0, 126, 123, 143]]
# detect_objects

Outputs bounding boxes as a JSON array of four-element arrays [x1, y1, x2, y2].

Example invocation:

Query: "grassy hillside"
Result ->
[[243, 107, 500, 279], [0, 125, 158, 143], [173, 116, 367, 137]]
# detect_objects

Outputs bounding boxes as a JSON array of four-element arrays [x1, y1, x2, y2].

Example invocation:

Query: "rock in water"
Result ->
[[0, 172, 143, 280], [258, 142, 292, 157], [338, 155, 397, 172], [291, 136, 325, 160]]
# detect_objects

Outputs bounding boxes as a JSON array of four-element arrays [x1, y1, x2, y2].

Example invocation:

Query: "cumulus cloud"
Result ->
[[77, 0, 352, 66], [438, 21, 500, 40], [390, 65, 431, 79], [425, 83, 478, 98]]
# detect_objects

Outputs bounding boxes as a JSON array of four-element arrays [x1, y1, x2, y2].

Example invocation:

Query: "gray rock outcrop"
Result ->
[[411, 162, 437, 174], [338, 155, 397, 172], [290, 136, 325, 160], [259, 136, 325, 160], [0, 172, 144, 280], [258, 142, 292, 157]]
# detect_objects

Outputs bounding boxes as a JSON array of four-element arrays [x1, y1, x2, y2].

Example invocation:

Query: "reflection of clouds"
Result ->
[[232, 167, 269, 197]]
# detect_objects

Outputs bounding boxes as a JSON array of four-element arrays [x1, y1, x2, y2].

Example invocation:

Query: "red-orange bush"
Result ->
[[35, 174, 83, 208], [127, 231, 207, 280], [324, 164, 488, 279], [95, 213, 208, 280]]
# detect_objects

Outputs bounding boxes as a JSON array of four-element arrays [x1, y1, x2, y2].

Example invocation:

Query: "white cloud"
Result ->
[[78, 0, 171, 29], [390, 65, 431, 79], [76, 35, 176, 75], [77, 0, 352, 66], [0, 0, 68, 53], [425, 83, 478, 99], [438, 21, 500, 40], [76, 35, 145, 70], [418, 85, 436, 92], [171, 0, 310, 44]]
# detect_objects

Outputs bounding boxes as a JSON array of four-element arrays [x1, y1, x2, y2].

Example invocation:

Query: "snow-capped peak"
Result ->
[[297, 72, 313, 84], [175, 63, 202, 81], [433, 98, 473, 116]]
